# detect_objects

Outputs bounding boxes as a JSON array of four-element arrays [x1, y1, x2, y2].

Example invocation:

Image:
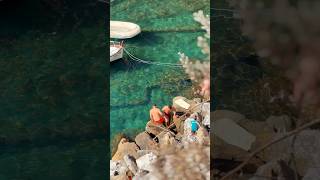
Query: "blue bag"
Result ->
[[190, 119, 198, 132]]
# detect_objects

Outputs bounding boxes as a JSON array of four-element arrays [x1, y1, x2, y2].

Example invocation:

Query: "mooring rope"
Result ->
[[123, 48, 183, 68]]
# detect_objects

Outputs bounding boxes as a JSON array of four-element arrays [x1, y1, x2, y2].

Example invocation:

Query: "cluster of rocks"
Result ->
[[213, 110, 320, 179], [110, 96, 210, 180]]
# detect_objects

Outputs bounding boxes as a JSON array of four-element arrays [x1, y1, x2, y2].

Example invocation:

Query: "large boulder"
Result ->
[[213, 117, 274, 164], [135, 132, 158, 150], [112, 138, 139, 161]]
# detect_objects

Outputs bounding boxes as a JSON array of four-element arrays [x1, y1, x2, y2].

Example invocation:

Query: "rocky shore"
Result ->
[[110, 96, 210, 180]]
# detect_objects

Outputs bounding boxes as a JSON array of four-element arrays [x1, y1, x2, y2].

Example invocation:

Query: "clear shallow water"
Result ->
[[110, 0, 210, 141]]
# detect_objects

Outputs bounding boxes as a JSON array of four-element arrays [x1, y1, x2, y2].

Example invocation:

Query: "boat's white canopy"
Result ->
[[110, 21, 141, 39]]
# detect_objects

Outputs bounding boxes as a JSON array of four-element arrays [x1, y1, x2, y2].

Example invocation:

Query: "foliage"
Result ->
[[179, 10, 210, 99], [228, 0, 320, 108]]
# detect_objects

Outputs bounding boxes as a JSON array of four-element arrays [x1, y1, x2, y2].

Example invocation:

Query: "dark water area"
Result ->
[[0, 0, 107, 179], [213, 0, 297, 120]]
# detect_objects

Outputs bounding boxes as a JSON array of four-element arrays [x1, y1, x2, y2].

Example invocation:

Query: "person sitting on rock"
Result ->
[[150, 104, 165, 125], [190, 115, 199, 135], [162, 105, 176, 127], [183, 113, 199, 142]]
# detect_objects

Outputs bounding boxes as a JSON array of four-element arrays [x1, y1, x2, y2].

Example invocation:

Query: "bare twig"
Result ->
[[290, 135, 299, 180], [221, 118, 320, 180]]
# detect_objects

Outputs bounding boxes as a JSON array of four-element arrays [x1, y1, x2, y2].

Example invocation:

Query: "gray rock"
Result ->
[[145, 121, 163, 136], [112, 138, 139, 161], [110, 160, 128, 177], [111, 174, 128, 180], [303, 168, 320, 180], [266, 130, 320, 175], [132, 170, 149, 180], [135, 132, 157, 150], [266, 115, 293, 132], [136, 152, 157, 172], [249, 159, 294, 180], [123, 155, 139, 175], [138, 144, 210, 180], [213, 110, 246, 122]]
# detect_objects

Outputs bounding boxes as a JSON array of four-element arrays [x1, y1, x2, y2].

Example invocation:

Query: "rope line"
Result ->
[[123, 48, 183, 68]]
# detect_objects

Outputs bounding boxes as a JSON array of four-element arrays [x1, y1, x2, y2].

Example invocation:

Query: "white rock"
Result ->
[[136, 152, 157, 172], [110, 160, 128, 177], [123, 155, 139, 175], [213, 118, 256, 151]]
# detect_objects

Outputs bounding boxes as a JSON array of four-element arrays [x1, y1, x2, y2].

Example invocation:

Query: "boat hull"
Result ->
[[110, 47, 123, 62]]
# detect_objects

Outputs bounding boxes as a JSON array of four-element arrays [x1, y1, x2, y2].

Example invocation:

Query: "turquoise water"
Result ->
[[110, 0, 210, 141]]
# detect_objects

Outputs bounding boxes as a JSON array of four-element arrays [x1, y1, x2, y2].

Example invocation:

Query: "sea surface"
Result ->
[[0, 1, 106, 179], [110, 0, 210, 143]]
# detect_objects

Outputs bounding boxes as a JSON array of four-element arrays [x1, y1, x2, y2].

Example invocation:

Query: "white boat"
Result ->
[[110, 41, 124, 62], [110, 21, 141, 39], [110, 21, 140, 62]]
